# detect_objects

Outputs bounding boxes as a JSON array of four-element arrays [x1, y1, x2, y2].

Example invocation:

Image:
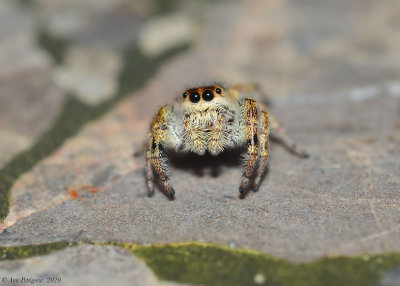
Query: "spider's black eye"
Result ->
[[202, 90, 214, 101], [189, 92, 201, 103], [215, 87, 222, 94], [182, 92, 188, 98]]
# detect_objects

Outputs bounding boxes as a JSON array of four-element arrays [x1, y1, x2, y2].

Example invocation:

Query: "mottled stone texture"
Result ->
[[382, 266, 400, 286], [0, 1, 65, 168], [0, 245, 183, 286], [0, 0, 399, 264]]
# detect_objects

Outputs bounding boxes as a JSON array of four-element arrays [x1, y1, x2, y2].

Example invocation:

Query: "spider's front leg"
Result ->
[[239, 99, 259, 197], [253, 109, 270, 191], [145, 106, 175, 199]]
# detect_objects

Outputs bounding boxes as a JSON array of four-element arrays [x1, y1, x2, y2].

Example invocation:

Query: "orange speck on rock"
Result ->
[[69, 190, 79, 199], [82, 185, 99, 194]]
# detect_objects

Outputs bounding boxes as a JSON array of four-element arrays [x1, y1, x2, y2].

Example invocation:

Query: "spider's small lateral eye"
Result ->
[[215, 87, 222, 94], [202, 90, 214, 101], [189, 92, 201, 103], [182, 92, 188, 98]]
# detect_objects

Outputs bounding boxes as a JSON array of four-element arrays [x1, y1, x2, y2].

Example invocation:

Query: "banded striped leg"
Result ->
[[269, 113, 309, 158], [145, 107, 175, 199], [239, 99, 259, 196], [145, 137, 155, 196], [231, 84, 309, 158], [253, 110, 270, 191]]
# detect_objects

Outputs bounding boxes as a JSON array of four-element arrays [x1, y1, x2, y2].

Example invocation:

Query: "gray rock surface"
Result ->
[[0, 0, 399, 264], [0, 245, 183, 286], [0, 0, 148, 168], [381, 266, 400, 286], [55, 45, 122, 106], [138, 12, 198, 57], [35, 0, 144, 50], [0, 1, 65, 168]]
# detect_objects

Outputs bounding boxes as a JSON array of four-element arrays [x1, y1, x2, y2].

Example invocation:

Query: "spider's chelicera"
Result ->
[[143, 84, 308, 199]]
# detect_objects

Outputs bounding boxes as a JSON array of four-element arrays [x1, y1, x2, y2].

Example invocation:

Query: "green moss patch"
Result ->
[[119, 242, 400, 286], [1, 241, 400, 286], [37, 30, 70, 64], [0, 242, 74, 260]]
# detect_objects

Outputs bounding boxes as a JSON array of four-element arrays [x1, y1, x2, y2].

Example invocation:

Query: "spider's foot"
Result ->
[[290, 144, 310, 159], [252, 188, 259, 193], [147, 191, 154, 198], [239, 193, 246, 199], [239, 186, 249, 199], [167, 190, 175, 200]]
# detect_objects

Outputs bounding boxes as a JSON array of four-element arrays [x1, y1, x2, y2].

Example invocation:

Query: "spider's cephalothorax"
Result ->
[[144, 84, 308, 199]]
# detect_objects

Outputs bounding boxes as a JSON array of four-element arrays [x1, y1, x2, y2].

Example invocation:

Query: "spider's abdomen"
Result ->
[[182, 106, 238, 155]]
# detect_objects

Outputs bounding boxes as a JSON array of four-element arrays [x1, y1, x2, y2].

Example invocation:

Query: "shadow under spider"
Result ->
[[168, 148, 245, 178], [167, 147, 271, 199]]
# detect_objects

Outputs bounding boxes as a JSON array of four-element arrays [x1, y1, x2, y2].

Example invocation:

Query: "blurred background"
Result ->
[[1, 0, 399, 170]]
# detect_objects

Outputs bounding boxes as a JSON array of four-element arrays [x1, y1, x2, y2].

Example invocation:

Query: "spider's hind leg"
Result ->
[[133, 140, 147, 157], [229, 83, 271, 106], [269, 113, 309, 158]]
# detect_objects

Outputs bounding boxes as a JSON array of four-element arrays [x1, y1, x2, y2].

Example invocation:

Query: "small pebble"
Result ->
[[254, 273, 266, 284]]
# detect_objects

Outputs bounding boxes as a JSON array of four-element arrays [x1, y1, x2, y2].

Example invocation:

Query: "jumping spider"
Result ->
[[140, 84, 308, 199]]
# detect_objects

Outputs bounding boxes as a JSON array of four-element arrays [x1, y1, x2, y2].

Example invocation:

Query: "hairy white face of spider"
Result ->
[[172, 85, 242, 156]]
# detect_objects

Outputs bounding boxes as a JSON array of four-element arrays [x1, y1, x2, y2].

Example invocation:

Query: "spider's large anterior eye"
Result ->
[[215, 87, 222, 94], [189, 92, 201, 103], [202, 90, 214, 101]]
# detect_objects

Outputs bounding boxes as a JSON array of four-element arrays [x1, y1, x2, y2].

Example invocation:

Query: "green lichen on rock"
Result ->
[[0, 242, 74, 261], [37, 30, 70, 64], [2, 241, 400, 285], [118, 242, 400, 286]]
